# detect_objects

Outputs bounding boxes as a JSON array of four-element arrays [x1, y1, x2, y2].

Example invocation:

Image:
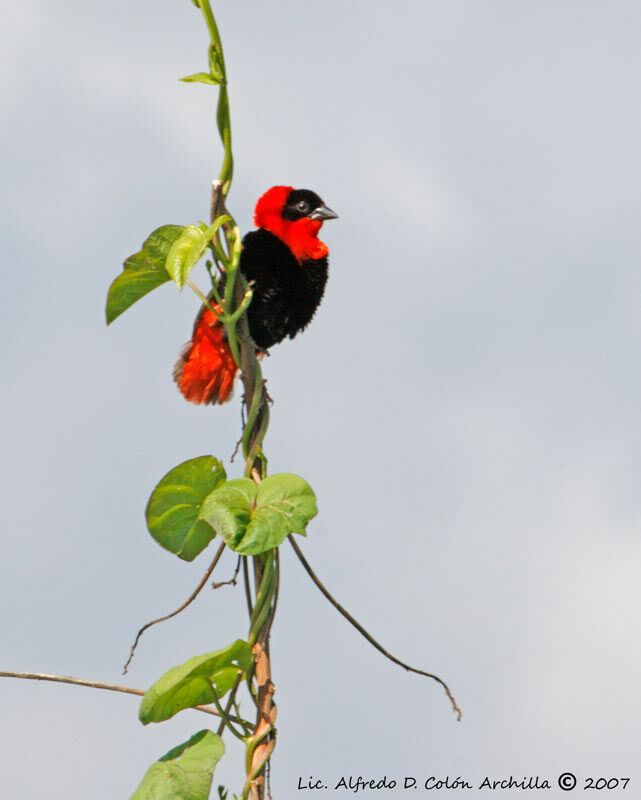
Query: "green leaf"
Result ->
[[139, 640, 253, 724], [130, 729, 224, 800], [200, 474, 318, 556], [249, 474, 318, 553], [106, 225, 184, 324], [146, 456, 226, 562], [165, 223, 211, 288], [199, 478, 256, 551], [180, 71, 222, 86]]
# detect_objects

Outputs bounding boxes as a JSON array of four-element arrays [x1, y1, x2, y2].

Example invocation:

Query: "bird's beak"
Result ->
[[310, 204, 339, 221]]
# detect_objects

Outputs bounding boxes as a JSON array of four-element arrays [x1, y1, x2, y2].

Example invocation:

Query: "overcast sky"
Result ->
[[2, 1, 641, 797]]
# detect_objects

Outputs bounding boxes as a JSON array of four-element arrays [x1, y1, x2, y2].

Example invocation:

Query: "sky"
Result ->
[[2, 1, 641, 797]]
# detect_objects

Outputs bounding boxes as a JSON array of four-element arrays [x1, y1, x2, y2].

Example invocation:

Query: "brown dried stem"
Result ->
[[247, 555, 277, 800], [122, 541, 227, 674], [0, 670, 248, 724], [212, 554, 242, 589], [288, 535, 462, 720]]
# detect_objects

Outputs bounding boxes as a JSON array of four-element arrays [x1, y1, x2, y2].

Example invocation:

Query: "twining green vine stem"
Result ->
[[194, 3, 278, 798], [186, 2, 270, 476], [198, 0, 233, 194]]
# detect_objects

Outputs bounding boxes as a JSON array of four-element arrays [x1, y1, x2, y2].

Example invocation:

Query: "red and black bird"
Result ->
[[174, 185, 338, 404]]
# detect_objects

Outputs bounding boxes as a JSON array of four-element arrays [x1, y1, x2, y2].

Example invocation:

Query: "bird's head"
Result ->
[[254, 186, 338, 262]]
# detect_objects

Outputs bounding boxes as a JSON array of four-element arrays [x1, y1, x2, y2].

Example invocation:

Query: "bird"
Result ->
[[174, 185, 338, 405]]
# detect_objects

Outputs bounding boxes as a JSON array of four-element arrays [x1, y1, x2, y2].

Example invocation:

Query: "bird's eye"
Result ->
[[296, 201, 310, 214]]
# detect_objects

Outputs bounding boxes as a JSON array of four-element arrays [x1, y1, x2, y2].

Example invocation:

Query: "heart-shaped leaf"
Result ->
[[130, 729, 224, 800], [106, 225, 184, 324], [249, 473, 318, 554], [139, 640, 253, 724], [199, 473, 317, 555], [198, 478, 255, 550], [146, 456, 226, 561]]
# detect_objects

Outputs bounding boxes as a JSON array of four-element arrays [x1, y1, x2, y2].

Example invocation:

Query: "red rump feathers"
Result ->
[[173, 306, 237, 405]]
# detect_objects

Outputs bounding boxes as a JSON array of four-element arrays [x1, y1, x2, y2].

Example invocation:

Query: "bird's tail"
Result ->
[[174, 306, 238, 405]]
